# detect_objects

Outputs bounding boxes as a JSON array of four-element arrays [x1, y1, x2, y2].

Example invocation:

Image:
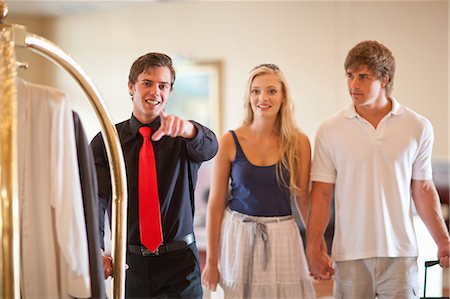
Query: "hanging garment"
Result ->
[[73, 111, 106, 299], [17, 78, 91, 299]]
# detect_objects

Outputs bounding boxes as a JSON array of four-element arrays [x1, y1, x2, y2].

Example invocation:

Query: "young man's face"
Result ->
[[346, 65, 387, 108], [129, 66, 172, 124]]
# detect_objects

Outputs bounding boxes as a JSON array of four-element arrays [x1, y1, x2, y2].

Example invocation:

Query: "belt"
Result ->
[[128, 233, 195, 256]]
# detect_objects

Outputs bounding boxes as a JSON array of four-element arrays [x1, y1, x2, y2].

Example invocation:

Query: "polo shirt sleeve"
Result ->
[[411, 118, 434, 180], [311, 124, 337, 184]]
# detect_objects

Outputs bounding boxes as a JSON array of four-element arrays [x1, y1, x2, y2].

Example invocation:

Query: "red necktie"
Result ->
[[138, 127, 163, 252]]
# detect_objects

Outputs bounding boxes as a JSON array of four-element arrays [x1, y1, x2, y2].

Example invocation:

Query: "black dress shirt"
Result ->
[[90, 114, 218, 249]]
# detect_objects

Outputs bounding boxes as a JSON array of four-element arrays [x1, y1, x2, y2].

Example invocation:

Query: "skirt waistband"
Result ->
[[227, 208, 293, 224]]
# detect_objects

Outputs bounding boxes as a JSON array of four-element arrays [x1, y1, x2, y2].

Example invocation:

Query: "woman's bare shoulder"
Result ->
[[296, 130, 311, 151]]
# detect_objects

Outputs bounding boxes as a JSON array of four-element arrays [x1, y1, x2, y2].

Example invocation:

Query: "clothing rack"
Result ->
[[0, 2, 128, 298]]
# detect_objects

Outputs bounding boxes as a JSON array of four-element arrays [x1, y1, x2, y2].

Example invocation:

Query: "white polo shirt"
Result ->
[[311, 98, 434, 261]]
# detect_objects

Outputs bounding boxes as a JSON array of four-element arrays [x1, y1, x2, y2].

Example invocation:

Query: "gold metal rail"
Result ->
[[0, 2, 128, 298], [0, 14, 20, 299]]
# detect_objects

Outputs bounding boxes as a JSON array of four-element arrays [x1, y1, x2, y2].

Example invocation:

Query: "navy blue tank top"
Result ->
[[228, 131, 292, 216]]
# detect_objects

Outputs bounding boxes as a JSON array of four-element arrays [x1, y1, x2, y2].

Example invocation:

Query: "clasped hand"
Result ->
[[306, 245, 334, 280], [437, 239, 450, 268]]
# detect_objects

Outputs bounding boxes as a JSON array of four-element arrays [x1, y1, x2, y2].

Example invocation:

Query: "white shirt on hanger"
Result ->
[[17, 78, 91, 299]]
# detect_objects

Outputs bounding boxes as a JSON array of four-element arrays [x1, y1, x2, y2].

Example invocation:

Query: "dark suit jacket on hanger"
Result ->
[[73, 111, 106, 299]]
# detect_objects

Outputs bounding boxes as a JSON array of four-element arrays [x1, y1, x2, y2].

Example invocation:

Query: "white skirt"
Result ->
[[219, 209, 316, 299]]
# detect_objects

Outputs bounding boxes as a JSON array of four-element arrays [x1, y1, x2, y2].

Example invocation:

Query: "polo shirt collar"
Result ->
[[344, 104, 358, 119], [388, 97, 403, 116], [344, 96, 403, 119]]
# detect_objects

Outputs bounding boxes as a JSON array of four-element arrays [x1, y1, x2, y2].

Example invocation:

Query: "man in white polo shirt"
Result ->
[[306, 40, 449, 298]]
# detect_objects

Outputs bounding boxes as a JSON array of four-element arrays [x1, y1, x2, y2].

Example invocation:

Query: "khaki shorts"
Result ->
[[334, 257, 419, 299]]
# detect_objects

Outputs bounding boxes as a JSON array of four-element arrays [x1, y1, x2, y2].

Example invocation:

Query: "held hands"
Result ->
[[201, 262, 220, 292], [306, 241, 334, 280], [152, 111, 197, 141]]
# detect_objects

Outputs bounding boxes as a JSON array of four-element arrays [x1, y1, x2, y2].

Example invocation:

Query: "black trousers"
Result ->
[[125, 243, 203, 299]]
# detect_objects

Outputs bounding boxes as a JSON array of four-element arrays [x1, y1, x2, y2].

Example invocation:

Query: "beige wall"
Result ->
[[9, 1, 449, 160], [8, 15, 56, 85]]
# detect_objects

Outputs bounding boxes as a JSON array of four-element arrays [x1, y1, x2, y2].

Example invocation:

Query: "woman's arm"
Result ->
[[294, 131, 312, 225], [202, 132, 235, 290]]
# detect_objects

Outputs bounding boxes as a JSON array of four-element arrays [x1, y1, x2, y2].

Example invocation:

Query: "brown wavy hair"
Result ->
[[344, 40, 396, 96]]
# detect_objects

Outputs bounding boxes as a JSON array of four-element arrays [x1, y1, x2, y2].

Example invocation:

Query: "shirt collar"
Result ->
[[343, 96, 403, 119], [388, 97, 402, 115], [344, 104, 358, 119], [130, 114, 161, 137]]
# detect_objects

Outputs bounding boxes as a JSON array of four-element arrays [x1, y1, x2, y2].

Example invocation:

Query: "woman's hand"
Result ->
[[201, 262, 220, 291]]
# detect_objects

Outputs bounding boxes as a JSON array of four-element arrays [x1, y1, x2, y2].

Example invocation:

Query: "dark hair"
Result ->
[[128, 52, 176, 90], [344, 40, 396, 96]]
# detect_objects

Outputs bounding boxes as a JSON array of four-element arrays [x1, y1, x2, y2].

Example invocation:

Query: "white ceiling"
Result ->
[[4, 1, 154, 17]]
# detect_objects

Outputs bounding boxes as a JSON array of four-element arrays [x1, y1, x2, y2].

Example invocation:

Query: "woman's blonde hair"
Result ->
[[243, 64, 303, 196]]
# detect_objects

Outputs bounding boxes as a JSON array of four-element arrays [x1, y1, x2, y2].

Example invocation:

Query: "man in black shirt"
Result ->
[[90, 52, 218, 298]]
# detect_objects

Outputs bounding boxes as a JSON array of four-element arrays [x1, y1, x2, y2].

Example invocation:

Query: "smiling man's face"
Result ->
[[129, 66, 172, 124]]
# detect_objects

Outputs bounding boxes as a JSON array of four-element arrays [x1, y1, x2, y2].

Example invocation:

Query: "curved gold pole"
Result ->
[[24, 33, 128, 299], [0, 24, 20, 299]]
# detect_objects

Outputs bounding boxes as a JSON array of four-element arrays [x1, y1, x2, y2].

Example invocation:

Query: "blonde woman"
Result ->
[[202, 64, 316, 298]]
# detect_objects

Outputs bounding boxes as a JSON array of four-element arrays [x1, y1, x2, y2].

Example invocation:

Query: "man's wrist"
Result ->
[[306, 242, 321, 254], [183, 120, 197, 139]]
